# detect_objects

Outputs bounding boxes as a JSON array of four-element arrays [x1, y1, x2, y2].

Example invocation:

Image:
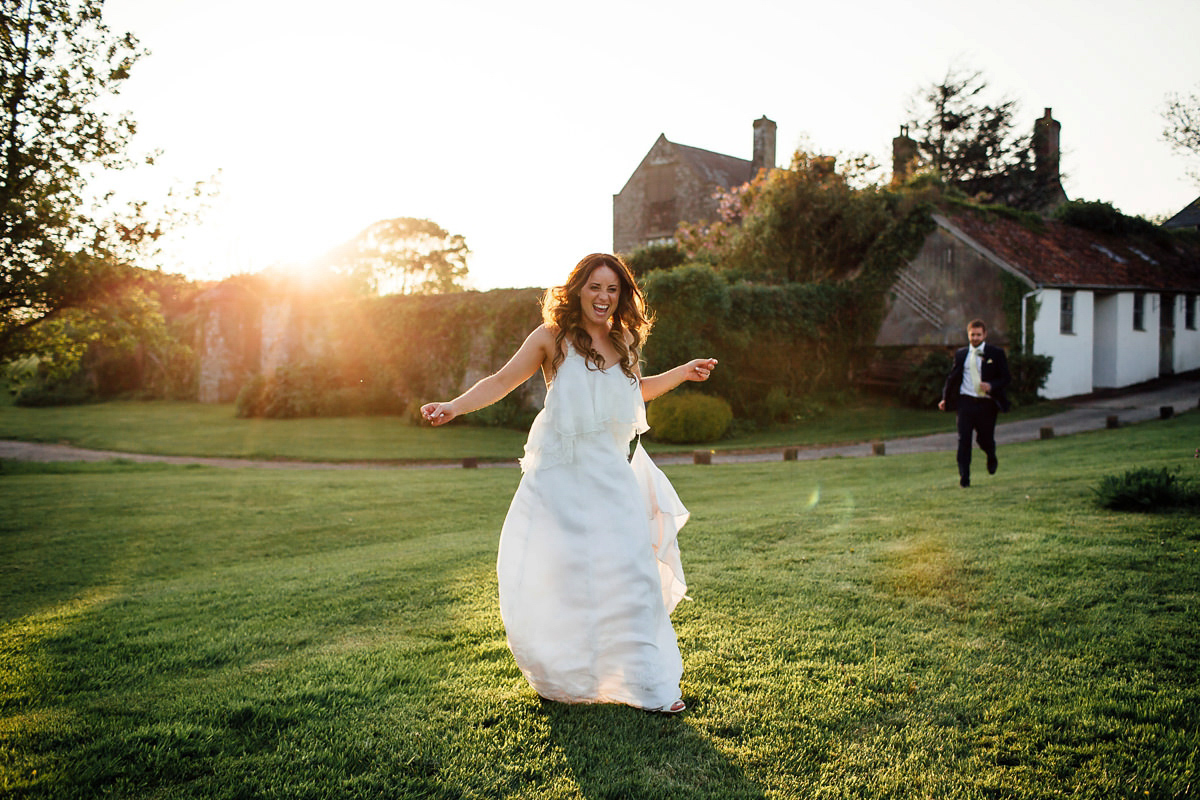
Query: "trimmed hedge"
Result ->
[[233, 288, 544, 423], [647, 392, 733, 443]]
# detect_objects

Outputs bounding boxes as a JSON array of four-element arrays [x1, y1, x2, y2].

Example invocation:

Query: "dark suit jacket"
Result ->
[[942, 343, 1012, 413]]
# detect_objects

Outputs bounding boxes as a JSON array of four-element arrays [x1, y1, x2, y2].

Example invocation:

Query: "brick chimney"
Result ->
[[1033, 108, 1061, 182], [1032, 108, 1067, 209], [752, 116, 777, 178], [891, 125, 918, 186]]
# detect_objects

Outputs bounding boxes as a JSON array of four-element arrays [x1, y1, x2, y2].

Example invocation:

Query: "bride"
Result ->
[[421, 253, 717, 713]]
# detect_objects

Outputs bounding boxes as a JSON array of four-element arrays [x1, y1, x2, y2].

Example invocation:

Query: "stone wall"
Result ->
[[875, 227, 1014, 347], [194, 279, 547, 412], [195, 281, 262, 403]]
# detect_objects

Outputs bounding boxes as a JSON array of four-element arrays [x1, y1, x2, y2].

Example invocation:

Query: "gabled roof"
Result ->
[[670, 140, 753, 189], [1163, 196, 1200, 230], [938, 208, 1200, 293]]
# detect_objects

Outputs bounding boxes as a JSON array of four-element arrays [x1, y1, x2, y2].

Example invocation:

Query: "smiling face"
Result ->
[[580, 265, 620, 327], [967, 324, 986, 348]]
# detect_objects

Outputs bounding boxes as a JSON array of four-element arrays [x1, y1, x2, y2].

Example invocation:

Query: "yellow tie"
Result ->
[[969, 347, 983, 395]]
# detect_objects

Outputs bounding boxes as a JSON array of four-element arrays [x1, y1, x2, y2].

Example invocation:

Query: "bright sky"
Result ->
[[102, 0, 1200, 291]]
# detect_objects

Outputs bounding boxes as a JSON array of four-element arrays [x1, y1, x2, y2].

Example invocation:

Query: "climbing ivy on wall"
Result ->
[[1000, 270, 1035, 352], [642, 201, 937, 420]]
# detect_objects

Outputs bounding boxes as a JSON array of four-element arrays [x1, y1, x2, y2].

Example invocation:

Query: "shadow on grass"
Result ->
[[538, 699, 766, 800]]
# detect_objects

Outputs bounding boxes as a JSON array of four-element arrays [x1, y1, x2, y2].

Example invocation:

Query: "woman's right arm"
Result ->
[[420, 326, 555, 427]]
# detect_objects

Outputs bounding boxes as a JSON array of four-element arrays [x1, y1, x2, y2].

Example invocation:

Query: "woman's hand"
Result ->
[[684, 358, 718, 382], [420, 401, 458, 427]]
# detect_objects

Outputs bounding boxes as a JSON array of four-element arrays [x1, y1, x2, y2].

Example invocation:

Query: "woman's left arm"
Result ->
[[640, 358, 718, 402]]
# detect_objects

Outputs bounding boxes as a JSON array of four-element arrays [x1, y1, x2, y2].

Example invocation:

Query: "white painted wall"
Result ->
[[1122, 293, 1162, 386], [1092, 293, 1120, 388], [1033, 288, 1095, 399], [1090, 292, 1162, 389], [1172, 294, 1200, 373]]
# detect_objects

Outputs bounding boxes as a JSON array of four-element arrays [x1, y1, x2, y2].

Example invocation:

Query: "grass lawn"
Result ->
[[0, 397, 1065, 462], [2, 414, 1198, 798]]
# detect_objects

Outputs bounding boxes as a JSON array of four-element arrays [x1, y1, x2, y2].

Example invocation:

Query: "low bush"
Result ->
[[1093, 467, 1199, 511], [468, 394, 538, 430], [647, 392, 733, 443], [622, 242, 688, 276], [236, 365, 409, 419], [13, 375, 94, 407], [235, 364, 337, 419], [1008, 351, 1053, 406], [899, 351, 953, 408]]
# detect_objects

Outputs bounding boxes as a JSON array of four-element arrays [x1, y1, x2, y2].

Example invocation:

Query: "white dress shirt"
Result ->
[[959, 344, 986, 398]]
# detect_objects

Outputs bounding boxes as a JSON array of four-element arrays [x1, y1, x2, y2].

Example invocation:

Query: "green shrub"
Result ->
[[235, 374, 268, 418], [1053, 199, 1170, 246], [647, 392, 733, 444], [13, 374, 94, 407], [899, 351, 953, 408], [622, 242, 688, 276], [233, 364, 335, 419], [469, 394, 538, 430], [763, 386, 792, 423], [1007, 351, 1053, 406], [1093, 467, 1198, 511], [237, 365, 410, 419]]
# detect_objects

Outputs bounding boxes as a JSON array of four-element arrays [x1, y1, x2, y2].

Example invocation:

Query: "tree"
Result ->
[[1162, 84, 1200, 186], [677, 150, 894, 284], [1, 0, 163, 355], [323, 217, 469, 295], [904, 67, 1031, 188]]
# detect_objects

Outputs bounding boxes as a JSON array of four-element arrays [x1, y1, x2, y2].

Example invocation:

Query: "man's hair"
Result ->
[[968, 319, 987, 332]]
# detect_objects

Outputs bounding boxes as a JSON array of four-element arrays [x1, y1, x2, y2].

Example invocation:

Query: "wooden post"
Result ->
[[1039, 426, 1055, 440], [693, 450, 712, 465], [1106, 415, 1120, 429], [783, 447, 798, 461], [462, 457, 479, 469], [1160, 406, 1174, 420], [872, 442, 886, 456]]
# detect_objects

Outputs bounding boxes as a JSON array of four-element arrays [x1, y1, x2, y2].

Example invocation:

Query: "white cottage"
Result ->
[[875, 208, 1200, 399]]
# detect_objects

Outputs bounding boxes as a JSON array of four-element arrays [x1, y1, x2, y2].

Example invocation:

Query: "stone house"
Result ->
[[875, 209, 1200, 399], [613, 117, 777, 254], [1164, 196, 1200, 232], [880, 108, 1200, 398]]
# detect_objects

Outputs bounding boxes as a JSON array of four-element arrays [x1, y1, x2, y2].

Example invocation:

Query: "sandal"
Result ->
[[654, 699, 686, 714]]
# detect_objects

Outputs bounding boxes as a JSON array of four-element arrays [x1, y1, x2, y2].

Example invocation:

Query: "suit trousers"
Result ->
[[956, 396, 998, 481]]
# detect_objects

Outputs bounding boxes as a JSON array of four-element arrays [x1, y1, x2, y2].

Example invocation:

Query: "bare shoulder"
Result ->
[[530, 324, 557, 346], [526, 324, 559, 359]]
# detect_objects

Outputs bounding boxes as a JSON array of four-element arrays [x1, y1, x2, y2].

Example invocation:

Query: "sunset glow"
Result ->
[[102, 0, 1200, 291]]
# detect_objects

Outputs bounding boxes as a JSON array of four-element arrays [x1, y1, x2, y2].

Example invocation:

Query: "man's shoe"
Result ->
[[987, 454, 998, 475], [960, 476, 970, 488]]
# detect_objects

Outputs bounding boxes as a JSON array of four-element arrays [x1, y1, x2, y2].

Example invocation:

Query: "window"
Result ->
[[1133, 292, 1145, 331], [1187, 294, 1197, 331], [1060, 291, 1075, 334]]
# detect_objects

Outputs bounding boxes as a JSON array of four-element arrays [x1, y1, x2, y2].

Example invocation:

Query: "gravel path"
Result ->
[[3, 378, 1197, 470]]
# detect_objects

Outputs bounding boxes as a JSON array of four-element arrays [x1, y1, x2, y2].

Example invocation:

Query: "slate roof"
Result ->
[[671, 140, 754, 189], [939, 209, 1200, 293], [1163, 196, 1200, 230]]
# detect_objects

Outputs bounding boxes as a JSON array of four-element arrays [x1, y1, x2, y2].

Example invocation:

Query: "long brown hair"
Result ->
[[542, 253, 653, 381]]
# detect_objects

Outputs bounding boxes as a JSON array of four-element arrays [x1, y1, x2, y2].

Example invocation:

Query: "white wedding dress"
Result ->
[[497, 344, 690, 709]]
